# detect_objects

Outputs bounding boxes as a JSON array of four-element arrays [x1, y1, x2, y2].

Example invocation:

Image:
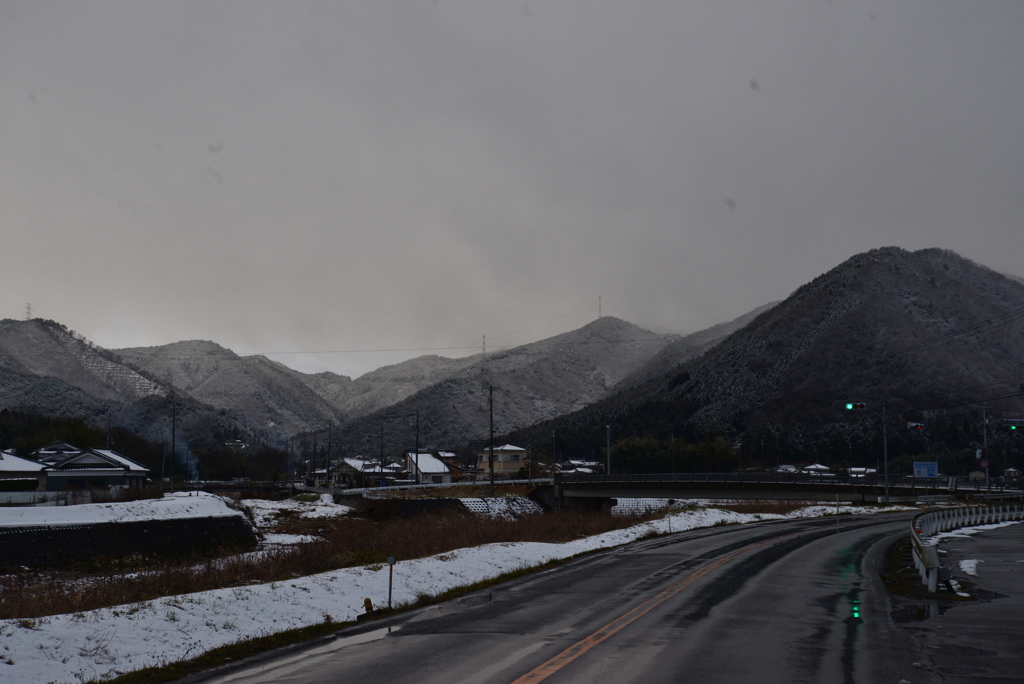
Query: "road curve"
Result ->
[[200, 513, 930, 684]]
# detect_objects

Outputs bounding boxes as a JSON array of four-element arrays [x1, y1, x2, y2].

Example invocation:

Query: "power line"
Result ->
[[893, 305, 1024, 357], [908, 389, 1024, 413]]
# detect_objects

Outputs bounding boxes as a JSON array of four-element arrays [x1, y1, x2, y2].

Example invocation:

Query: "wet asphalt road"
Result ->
[[199, 512, 937, 684], [896, 521, 1024, 683]]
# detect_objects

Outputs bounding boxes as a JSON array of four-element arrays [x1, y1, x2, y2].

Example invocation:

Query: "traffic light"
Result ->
[[846, 402, 867, 410]]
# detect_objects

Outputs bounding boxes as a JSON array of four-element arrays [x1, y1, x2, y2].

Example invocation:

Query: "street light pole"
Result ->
[[606, 424, 611, 475]]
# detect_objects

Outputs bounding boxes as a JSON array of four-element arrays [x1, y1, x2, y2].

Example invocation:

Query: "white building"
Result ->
[[405, 452, 453, 484]]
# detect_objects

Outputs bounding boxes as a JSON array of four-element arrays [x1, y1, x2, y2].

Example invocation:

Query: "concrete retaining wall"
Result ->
[[0, 516, 257, 568]]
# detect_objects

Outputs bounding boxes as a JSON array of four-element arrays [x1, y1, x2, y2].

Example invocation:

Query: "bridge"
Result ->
[[534, 472, 1023, 510]]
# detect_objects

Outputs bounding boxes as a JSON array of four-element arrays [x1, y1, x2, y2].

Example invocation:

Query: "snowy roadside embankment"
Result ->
[[0, 491, 245, 528], [0, 503, 896, 683]]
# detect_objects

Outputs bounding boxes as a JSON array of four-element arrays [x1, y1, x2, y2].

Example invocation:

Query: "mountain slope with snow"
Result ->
[[517, 247, 1024, 461]]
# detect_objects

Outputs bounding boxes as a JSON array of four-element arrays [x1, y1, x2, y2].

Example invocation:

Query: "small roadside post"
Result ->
[[387, 555, 397, 610]]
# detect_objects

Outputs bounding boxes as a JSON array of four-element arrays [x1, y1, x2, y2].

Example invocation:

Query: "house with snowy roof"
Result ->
[[333, 457, 406, 488], [30, 441, 149, 490], [476, 444, 528, 479], [404, 451, 453, 484], [0, 449, 47, 492]]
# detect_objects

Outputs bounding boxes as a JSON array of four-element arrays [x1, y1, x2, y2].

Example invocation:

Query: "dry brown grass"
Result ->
[[0, 509, 651, 620]]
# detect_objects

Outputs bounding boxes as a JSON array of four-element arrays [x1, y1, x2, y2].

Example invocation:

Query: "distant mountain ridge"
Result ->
[[15, 246, 1000, 467], [331, 316, 680, 455], [1, 311, 725, 451], [513, 247, 1024, 464], [295, 354, 478, 420], [114, 341, 343, 436]]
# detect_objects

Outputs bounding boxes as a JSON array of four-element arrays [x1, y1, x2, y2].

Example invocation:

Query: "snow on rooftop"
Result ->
[[407, 452, 449, 475], [0, 451, 45, 473], [91, 449, 149, 472], [0, 491, 245, 528]]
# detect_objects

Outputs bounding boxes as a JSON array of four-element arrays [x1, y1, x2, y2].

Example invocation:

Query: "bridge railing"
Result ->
[[559, 472, 899, 487], [910, 504, 1024, 592], [557, 472, 1018, 492]]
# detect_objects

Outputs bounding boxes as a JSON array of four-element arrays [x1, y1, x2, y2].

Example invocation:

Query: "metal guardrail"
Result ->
[[910, 504, 1024, 592]]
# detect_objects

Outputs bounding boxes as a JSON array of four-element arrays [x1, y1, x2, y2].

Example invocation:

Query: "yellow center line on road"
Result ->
[[510, 528, 812, 684]]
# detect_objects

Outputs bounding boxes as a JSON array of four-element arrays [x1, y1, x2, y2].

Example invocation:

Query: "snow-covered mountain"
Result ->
[[114, 341, 344, 437], [296, 354, 477, 420], [519, 247, 1024, 461], [0, 319, 164, 403], [330, 316, 679, 455]]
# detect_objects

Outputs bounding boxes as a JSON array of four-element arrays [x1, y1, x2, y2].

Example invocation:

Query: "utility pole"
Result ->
[[489, 385, 495, 497], [327, 423, 333, 489], [170, 400, 177, 491], [883, 399, 889, 505], [313, 431, 318, 487], [606, 424, 611, 475], [983, 406, 990, 493], [414, 412, 420, 485]]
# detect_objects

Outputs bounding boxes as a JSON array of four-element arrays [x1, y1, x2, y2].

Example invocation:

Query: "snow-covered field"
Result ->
[[0, 501, 898, 684], [242, 493, 351, 530]]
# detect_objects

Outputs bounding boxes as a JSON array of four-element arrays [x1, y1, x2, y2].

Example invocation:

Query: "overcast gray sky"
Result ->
[[2, 1, 1022, 378]]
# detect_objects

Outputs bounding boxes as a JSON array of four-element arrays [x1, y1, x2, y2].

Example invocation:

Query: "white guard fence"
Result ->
[[911, 504, 1024, 592]]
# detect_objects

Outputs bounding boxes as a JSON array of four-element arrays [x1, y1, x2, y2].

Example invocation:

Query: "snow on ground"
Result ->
[[242, 494, 351, 529], [0, 503, 901, 684], [925, 519, 1024, 545], [612, 498, 692, 515], [2, 499, 905, 679], [260, 533, 321, 545], [958, 559, 982, 576], [459, 496, 543, 518], [0, 491, 245, 527]]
